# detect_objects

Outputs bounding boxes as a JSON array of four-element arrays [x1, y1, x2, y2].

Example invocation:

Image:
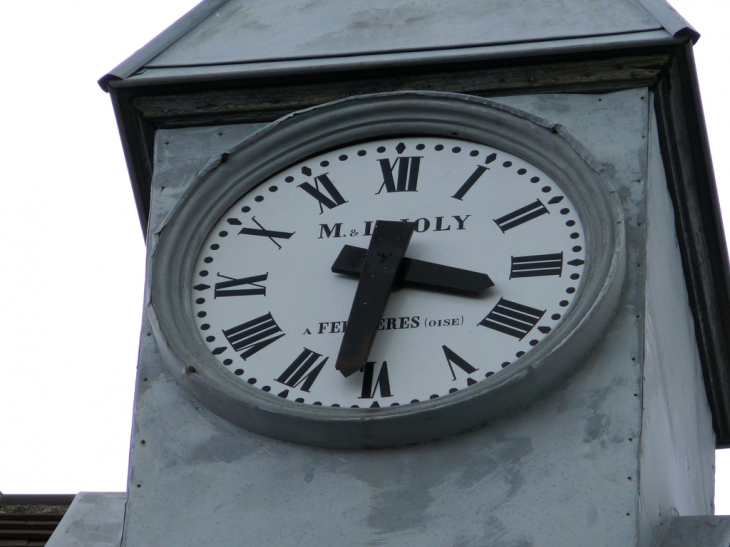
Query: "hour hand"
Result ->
[[332, 245, 494, 296]]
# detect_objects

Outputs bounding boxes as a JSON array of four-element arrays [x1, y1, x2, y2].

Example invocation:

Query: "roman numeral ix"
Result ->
[[376, 157, 421, 193], [510, 253, 563, 278], [479, 298, 545, 340], [223, 312, 284, 360], [298, 173, 347, 213], [214, 273, 268, 297], [494, 199, 549, 232]]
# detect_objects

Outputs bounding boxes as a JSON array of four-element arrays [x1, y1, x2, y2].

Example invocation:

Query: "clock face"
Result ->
[[189, 136, 586, 409]]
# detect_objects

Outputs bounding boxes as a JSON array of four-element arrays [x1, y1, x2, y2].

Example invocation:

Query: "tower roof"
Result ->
[[99, 0, 696, 90]]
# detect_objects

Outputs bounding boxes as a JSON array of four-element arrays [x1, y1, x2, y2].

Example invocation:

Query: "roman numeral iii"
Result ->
[[214, 273, 268, 297], [494, 199, 549, 232], [223, 312, 284, 360], [376, 157, 421, 193], [298, 174, 347, 213], [510, 253, 563, 278], [479, 298, 545, 339], [276, 348, 328, 392]]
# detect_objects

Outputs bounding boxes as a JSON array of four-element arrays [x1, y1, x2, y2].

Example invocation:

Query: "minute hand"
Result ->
[[335, 223, 416, 378], [332, 245, 494, 296]]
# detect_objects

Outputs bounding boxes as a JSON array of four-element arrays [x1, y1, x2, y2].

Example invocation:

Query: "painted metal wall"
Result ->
[[121, 89, 713, 547]]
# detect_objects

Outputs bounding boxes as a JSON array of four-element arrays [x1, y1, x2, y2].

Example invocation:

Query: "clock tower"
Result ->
[[80, 0, 730, 545]]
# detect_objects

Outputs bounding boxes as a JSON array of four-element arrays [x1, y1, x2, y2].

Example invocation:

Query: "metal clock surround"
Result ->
[[148, 92, 625, 449]]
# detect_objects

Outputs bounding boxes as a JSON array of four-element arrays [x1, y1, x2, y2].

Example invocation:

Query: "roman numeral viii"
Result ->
[[298, 174, 347, 213], [214, 273, 267, 297], [377, 157, 421, 193], [494, 199, 549, 232], [510, 253, 563, 278], [479, 298, 545, 340], [223, 312, 284, 360], [276, 348, 327, 392]]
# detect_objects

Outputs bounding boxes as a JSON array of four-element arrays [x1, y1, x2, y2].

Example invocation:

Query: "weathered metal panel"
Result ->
[[123, 89, 662, 546], [145, 0, 662, 68], [46, 493, 126, 547], [657, 516, 730, 546], [638, 98, 714, 547]]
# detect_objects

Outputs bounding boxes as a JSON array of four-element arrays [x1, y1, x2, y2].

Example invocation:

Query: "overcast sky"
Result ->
[[2, 0, 730, 513]]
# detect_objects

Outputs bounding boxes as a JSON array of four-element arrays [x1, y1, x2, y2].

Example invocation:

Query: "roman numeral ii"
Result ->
[[494, 200, 549, 232]]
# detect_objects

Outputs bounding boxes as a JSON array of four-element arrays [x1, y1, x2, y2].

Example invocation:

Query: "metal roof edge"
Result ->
[[109, 29, 678, 89], [637, 0, 699, 42], [97, 0, 232, 92]]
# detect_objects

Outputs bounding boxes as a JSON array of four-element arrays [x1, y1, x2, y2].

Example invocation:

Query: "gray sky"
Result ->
[[2, 0, 729, 512]]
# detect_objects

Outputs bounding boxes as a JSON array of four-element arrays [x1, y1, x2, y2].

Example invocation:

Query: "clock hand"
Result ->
[[335, 221, 416, 378], [332, 245, 494, 296]]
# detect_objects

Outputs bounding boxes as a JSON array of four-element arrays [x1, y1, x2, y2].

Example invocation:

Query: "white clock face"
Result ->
[[190, 136, 585, 409]]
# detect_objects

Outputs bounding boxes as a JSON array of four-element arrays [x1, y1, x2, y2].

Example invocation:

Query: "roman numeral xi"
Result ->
[[298, 174, 347, 213], [479, 298, 545, 340]]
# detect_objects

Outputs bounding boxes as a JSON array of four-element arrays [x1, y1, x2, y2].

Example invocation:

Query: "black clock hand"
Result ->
[[332, 245, 494, 296], [335, 221, 415, 378]]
